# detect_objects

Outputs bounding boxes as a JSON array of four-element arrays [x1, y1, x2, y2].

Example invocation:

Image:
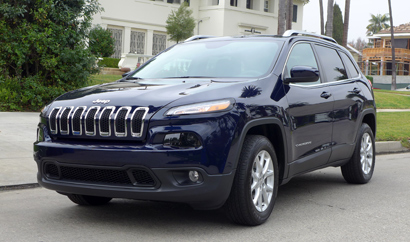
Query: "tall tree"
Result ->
[[278, 0, 287, 35], [366, 13, 390, 36], [342, 0, 351, 47], [319, 0, 325, 35], [332, 3, 343, 44], [286, 0, 294, 30], [165, 2, 195, 43], [325, 0, 334, 37], [388, 0, 396, 90]]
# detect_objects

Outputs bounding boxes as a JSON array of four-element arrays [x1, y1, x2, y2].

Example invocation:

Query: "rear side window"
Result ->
[[314, 45, 348, 82], [340, 52, 359, 78]]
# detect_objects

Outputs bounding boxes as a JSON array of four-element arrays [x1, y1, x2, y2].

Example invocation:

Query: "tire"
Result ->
[[225, 135, 279, 226], [341, 123, 375, 184], [67, 194, 112, 206]]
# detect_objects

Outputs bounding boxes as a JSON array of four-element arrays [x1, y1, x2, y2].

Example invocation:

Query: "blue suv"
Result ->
[[34, 31, 376, 225]]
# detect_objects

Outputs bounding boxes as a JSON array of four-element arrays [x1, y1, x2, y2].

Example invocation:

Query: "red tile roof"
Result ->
[[379, 22, 410, 34]]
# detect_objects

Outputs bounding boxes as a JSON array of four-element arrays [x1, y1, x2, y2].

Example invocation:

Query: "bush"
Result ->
[[89, 25, 115, 57], [98, 58, 120, 68], [0, 0, 102, 111], [366, 75, 374, 85]]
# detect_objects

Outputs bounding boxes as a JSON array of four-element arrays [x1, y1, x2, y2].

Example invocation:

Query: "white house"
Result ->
[[92, 0, 307, 68]]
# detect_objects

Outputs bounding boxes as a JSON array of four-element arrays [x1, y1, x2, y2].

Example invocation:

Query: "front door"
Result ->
[[283, 43, 334, 175]]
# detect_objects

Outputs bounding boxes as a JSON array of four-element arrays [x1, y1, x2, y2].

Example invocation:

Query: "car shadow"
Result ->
[[55, 168, 351, 229]]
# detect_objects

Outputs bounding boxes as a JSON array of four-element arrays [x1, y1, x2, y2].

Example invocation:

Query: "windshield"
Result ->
[[131, 39, 282, 79]]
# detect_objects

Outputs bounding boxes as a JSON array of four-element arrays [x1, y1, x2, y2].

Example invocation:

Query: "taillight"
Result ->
[[367, 79, 373, 88]]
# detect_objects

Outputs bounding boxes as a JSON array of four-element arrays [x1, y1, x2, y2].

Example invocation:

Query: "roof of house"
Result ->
[[378, 22, 410, 34]]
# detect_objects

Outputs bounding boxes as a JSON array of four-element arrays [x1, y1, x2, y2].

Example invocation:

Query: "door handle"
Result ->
[[352, 87, 361, 94], [320, 92, 332, 99]]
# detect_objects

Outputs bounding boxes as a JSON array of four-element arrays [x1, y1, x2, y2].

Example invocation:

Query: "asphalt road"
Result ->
[[1, 153, 409, 242]]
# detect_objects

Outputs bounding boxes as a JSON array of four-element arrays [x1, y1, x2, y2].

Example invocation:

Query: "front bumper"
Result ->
[[34, 141, 235, 210]]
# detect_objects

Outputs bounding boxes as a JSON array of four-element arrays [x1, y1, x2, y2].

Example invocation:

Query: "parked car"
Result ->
[[34, 31, 376, 226]]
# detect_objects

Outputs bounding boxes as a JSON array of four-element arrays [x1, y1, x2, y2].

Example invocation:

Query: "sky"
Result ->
[[302, 0, 410, 42]]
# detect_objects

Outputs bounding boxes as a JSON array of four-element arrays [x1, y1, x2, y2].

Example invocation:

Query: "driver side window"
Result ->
[[285, 43, 320, 85]]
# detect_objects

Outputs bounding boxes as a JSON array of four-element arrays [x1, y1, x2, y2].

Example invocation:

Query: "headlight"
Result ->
[[165, 99, 232, 116]]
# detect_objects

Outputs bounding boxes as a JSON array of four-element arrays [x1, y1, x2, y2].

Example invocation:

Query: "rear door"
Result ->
[[283, 42, 334, 175]]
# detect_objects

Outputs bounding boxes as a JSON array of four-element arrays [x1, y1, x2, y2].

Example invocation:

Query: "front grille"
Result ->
[[44, 163, 157, 187], [47, 106, 148, 138]]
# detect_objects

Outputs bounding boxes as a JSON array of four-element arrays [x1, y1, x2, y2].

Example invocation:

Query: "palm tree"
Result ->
[[325, 0, 334, 37], [388, 0, 396, 90], [366, 13, 390, 36], [319, 0, 324, 35], [286, 0, 294, 30], [342, 0, 350, 47], [278, 0, 286, 35]]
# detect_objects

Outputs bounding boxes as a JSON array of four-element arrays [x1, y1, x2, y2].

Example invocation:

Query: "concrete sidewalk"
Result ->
[[0, 112, 408, 187]]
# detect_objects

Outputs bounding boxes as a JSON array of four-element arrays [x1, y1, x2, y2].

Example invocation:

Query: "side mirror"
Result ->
[[284, 66, 320, 84]]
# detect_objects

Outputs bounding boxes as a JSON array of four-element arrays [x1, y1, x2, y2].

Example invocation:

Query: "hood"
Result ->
[[51, 78, 251, 113]]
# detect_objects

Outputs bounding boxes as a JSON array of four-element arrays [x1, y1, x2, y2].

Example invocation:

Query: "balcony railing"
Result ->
[[363, 48, 410, 61]]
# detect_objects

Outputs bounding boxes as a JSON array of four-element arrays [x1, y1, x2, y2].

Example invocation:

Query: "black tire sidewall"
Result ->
[[241, 136, 279, 224]]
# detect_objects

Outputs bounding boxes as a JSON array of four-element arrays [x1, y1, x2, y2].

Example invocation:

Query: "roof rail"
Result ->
[[282, 30, 338, 44], [184, 35, 216, 42]]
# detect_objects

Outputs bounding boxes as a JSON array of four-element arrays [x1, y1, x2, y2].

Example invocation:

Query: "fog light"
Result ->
[[163, 132, 201, 148], [189, 170, 199, 182]]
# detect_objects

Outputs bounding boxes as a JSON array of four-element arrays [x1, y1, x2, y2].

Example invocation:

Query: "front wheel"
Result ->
[[341, 123, 375, 184], [225, 135, 279, 226]]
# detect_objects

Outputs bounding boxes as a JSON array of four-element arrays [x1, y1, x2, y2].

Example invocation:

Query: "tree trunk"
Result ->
[[388, 0, 396, 90], [278, 0, 286, 35], [286, 0, 293, 30], [342, 0, 350, 47], [325, 0, 334, 37], [319, 0, 324, 35]]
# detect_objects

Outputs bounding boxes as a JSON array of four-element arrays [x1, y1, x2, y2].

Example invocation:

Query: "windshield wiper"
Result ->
[[164, 76, 215, 79], [118, 76, 144, 82]]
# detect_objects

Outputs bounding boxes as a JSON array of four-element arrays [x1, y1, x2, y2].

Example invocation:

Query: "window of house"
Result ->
[[152, 33, 167, 56], [264, 0, 269, 12], [292, 5, 298, 22], [130, 31, 145, 55], [230, 0, 237, 6], [108, 28, 123, 59], [314, 45, 348, 82], [285, 43, 321, 85], [246, 0, 253, 9]]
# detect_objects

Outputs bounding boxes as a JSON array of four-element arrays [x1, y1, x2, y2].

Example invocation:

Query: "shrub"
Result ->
[[0, 0, 102, 111], [98, 58, 120, 68], [366, 75, 374, 85], [89, 25, 115, 57]]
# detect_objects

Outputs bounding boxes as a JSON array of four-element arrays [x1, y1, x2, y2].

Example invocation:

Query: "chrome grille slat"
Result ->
[[99, 106, 115, 137], [131, 107, 149, 137], [72, 106, 86, 135], [59, 106, 73, 135], [85, 106, 100, 136], [49, 107, 62, 134], [115, 107, 131, 137]]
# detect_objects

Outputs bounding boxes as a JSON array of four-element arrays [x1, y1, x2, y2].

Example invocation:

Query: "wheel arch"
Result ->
[[361, 109, 376, 137], [224, 118, 288, 183]]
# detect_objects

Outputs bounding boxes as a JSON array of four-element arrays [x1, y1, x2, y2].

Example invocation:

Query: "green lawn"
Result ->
[[373, 89, 410, 109], [377, 112, 410, 148], [89, 74, 122, 86]]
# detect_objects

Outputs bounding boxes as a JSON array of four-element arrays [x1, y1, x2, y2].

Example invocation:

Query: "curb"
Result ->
[[0, 183, 40, 192], [375, 141, 409, 154]]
